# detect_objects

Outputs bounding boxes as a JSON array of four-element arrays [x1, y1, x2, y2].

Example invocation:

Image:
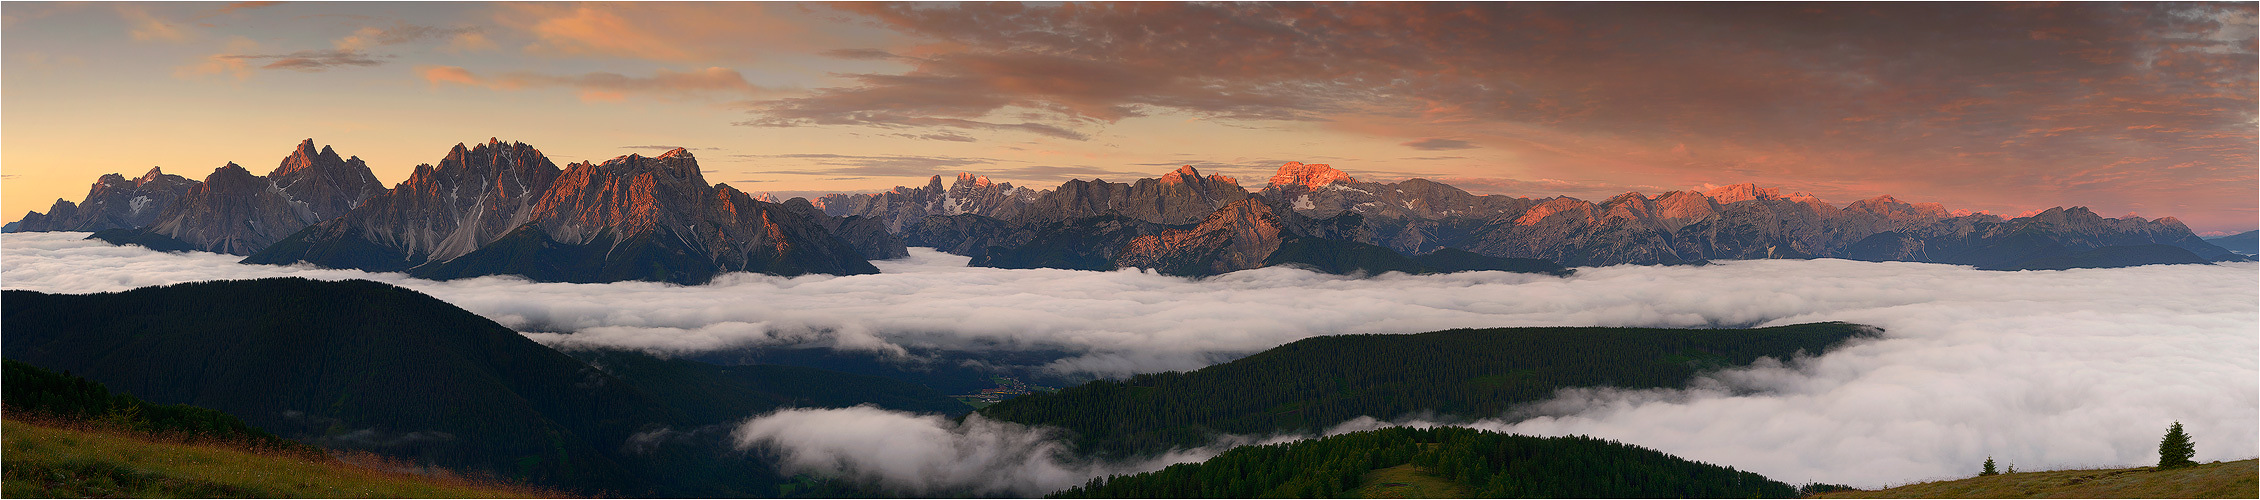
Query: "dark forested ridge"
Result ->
[[981, 322, 1876, 458], [2, 359, 315, 455], [1050, 426, 1798, 498], [0, 277, 965, 496]]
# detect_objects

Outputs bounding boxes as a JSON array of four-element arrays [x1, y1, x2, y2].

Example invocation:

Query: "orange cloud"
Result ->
[[417, 65, 481, 87], [115, 5, 192, 43], [495, 3, 821, 63], [415, 65, 764, 101], [524, 6, 690, 61], [446, 32, 497, 52], [174, 37, 260, 80]]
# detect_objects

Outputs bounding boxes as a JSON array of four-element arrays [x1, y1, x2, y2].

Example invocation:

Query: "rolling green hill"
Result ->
[[1049, 426, 1798, 498], [0, 277, 965, 496], [980, 322, 1877, 458]]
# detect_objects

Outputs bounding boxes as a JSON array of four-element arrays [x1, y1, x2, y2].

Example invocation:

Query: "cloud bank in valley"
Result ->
[[731, 406, 1280, 497], [4, 232, 2254, 490]]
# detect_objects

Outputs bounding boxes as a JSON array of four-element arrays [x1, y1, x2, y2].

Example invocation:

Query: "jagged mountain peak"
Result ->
[[1702, 183, 1780, 203], [1160, 165, 1240, 188], [135, 166, 169, 184], [580, 148, 705, 183], [212, 161, 254, 178], [270, 138, 350, 178], [955, 172, 993, 188], [1268, 161, 1355, 190]]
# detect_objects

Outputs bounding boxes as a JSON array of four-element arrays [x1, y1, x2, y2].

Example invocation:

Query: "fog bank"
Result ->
[[6, 232, 2253, 489]]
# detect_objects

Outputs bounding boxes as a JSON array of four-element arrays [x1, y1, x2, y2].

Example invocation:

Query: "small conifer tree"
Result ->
[[2159, 421, 2196, 468], [1981, 457, 1998, 476]]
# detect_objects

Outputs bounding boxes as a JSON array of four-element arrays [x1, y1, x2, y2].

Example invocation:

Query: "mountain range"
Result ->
[[7, 139, 2243, 283]]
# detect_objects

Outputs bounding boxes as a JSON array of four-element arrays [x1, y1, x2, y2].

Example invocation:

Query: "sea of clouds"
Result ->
[[4, 231, 2253, 491]]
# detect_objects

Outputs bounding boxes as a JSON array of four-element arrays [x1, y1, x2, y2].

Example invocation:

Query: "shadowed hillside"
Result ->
[[982, 322, 1878, 458]]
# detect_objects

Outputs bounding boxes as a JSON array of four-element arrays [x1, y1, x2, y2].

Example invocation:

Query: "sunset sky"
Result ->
[[4, 2, 2254, 233]]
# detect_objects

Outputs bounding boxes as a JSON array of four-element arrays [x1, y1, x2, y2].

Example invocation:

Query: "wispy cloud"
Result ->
[[738, 153, 1002, 177], [225, 49, 386, 72], [1401, 138, 1477, 151], [115, 5, 192, 43], [495, 3, 826, 63], [418, 65, 765, 102], [333, 23, 478, 52]]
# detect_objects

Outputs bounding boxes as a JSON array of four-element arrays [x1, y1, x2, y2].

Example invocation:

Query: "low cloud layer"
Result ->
[[732, 406, 1266, 497], [3, 232, 2253, 490]]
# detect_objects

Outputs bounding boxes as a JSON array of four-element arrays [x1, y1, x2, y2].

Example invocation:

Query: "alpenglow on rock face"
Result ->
[[250, 142, 882, 284], [1235, 162, 2238, 268], [27, 139, 2237, 280], [851, 160, 2236, 275]]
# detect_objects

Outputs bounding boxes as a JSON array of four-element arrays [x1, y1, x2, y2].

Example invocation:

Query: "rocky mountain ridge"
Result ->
[[4, 166, 198, 233], [16, 142, 2237, 280], [61, 139, 386, 255], [250, 141, 885, 284], [857, 162, 2238, 275]]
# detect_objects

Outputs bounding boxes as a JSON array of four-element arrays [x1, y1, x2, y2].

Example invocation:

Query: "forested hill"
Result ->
[[1049, 426, 1800, 498], [981, 322, 1877, 458], [0, 277, 966, 497]]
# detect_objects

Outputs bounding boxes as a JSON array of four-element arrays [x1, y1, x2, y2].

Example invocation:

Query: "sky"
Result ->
[[3, 2, 2255, 233]]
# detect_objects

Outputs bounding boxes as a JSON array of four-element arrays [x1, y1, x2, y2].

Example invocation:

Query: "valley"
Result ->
[[3, 3, 2253, 497]]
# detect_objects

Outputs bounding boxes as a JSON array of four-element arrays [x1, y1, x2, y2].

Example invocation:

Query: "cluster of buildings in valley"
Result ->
[[952, 376, 1053, 408]]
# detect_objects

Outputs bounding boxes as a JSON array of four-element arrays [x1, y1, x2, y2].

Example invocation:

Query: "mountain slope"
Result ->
[[979, 322, 1877, 458], [2206, 230, 2257, 255]]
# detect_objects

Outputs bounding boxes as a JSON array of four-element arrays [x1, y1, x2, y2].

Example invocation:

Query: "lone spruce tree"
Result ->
[[2158, 421, 2196, 469], [1980, 457, 1998, 476]]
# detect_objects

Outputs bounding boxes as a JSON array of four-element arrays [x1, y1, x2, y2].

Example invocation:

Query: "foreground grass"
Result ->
[[1817, 459, 2257, 499], [0, 419, 551, 498], [1351, 463, 1470, 498]]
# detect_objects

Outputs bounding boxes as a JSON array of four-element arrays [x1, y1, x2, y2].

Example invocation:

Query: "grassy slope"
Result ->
[[1351, 463, 1469, 499], [1817, 459, 2256, 499], [0, 419, 547, 498]]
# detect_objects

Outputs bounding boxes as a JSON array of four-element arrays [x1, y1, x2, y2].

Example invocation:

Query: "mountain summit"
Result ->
[[1267, 161, 1356, 190]]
